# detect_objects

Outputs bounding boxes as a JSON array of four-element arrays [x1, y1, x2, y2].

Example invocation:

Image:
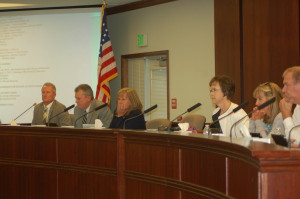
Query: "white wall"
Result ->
[[108, 0, 215, 122]]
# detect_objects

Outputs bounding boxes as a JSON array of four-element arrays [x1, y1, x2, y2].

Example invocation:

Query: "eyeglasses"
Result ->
[[264, 82, 270, 86], [262, 82, 273, 96], [209, 88, 220, 93]]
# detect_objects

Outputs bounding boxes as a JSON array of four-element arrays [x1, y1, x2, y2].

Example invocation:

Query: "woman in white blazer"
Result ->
[[209, 75, 250, 137]]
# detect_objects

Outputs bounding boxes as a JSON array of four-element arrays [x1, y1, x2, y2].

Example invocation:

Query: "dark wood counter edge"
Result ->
[[0, 125, 117, 141], [125, 170, 234, 199], [1, 126, 300, 171], [1, 126, 300, 198], [118, 130, 300, 171]]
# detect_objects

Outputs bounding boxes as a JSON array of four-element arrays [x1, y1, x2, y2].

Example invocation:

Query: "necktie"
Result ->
[[82, 110, 87, 124], [43, 105, 48, 124]]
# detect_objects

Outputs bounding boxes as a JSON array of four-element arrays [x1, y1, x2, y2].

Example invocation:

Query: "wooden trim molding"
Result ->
[[107, 0, 177, 15]]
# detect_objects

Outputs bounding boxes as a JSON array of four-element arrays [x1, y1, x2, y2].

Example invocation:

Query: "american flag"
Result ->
[[95, 5, 118, 104]]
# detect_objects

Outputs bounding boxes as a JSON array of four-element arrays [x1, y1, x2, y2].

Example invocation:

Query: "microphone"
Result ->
[[257, 96, 276, 110], [232, 101, 249, 113], [229, 97, 276, 138], [74, 103, 108, 126], [123, 104, 158, 129], [13, 103, 37, 121], [287, 125, 300, 148], [94, 103, 108, 111], [210, 101, 249, 127], [64, 104, 75, 112], [171, 103, 202, 123], [47, 104, 75, 126], [167, 103, 202, 131], [144, 104, 158, 114]]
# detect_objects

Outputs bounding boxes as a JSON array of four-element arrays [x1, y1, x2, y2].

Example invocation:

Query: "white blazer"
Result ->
[[212, 102, 250, 138]]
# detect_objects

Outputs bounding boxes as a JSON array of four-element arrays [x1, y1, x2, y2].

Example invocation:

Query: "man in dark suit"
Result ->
[[74, 84, 112, 128], [32, 82, 72, 126]]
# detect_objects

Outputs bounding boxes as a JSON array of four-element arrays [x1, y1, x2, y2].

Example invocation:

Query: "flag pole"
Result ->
[[96, 0, 118, 105]]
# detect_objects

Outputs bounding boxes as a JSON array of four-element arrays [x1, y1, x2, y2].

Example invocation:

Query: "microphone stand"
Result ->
[[14, 103, 37, 121], [167, 103, 202, 132], [74, 103, 107, 127], [229, 110, 254, 138], [123, 104, 158, 129], [229, 97, 275, 138], [210, 101, 249, 128], [47, 104, 75, 126], [287, 125, 300, 148]]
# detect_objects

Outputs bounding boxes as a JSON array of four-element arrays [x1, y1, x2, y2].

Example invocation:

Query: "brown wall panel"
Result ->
[[243, 0, 300, 110], [215, 0, 300, 110], [214, 0, 242, 103]]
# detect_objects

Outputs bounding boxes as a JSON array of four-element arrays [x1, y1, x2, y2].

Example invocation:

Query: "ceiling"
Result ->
[[0, 0, 142, 10]]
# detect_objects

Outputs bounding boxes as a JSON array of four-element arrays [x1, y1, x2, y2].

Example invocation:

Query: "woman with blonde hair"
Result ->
[[250, 82, 284, 137], [109, 88, 146, 130]]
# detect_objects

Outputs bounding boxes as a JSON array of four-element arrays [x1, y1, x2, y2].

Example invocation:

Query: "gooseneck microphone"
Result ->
[[209, 101, 249, 128], [229, 97, 276, 138], [287, 125, 300, 148], [167, 103, 202, 131], [47, 104, 75, 126], [74, 103, 108, 127], [123, 104, 158, 129], [144, 104, 158, 114], [256, 97, 276, 110], [171, 103, 202, 123], [13, 103, 37, 121]]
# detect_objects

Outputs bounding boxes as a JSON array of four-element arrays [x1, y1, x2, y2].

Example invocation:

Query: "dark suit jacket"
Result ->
[[74, 99, 112, 128], [31, 100, 72, 126]]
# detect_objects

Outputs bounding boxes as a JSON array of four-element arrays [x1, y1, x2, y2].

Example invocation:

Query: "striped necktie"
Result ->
[[42, 105, 48, 124], [82, 110, 87, 124]]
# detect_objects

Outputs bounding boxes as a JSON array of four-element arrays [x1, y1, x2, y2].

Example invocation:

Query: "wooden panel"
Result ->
[[181, 149, 226, 193], [214, 0, 242, 103], [58, 171, 117, 199], [227, 158, 259, 199], [124, 143, 179, 178], [215, 0, 300, 109], [125, 179, 179, 199], [243, 0, 300, 111], [57, 138, 117, 168], [123, 133, 180, 198], [123, 133, 180, 178], [0, 166, 57, 199], [261, 172, 300, 198], [1, 126, 300, 198], [0, 135, 56, 161]]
